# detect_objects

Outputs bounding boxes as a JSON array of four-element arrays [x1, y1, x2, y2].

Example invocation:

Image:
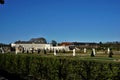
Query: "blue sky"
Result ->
[[0, 0, 120, 43]]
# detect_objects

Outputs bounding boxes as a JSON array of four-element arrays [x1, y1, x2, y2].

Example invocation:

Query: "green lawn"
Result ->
[[13, 51, 120, 62]]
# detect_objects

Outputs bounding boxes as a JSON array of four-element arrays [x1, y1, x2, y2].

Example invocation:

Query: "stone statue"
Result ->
[[73, 49, 76, 56], [84, 48, 87, 53], [54, 49, 56, 56]]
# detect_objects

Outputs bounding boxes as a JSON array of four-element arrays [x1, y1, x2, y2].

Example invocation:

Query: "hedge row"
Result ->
[[0, 54, 120, 80]]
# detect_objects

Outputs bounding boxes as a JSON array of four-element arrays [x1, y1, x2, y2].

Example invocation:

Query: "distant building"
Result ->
[[11, 43, 70, 53], [11, 43, 52, 50], [11, 38, 70, 53], [60, 42, 73, 46], [11, 37, 99, 53], [72, 42, 99, 48]]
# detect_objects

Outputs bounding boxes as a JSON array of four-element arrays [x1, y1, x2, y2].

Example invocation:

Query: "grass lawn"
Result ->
[[14, 51, 120, 63]]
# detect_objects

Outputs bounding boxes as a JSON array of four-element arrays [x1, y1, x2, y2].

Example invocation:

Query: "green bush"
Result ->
[[0, 54, 120, 80]]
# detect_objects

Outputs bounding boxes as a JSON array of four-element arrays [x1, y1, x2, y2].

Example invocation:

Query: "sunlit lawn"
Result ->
[[16, 51, 120, 62]]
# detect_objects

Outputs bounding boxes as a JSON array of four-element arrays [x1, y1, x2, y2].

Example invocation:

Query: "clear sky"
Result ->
[[0, 0, 120, 43]]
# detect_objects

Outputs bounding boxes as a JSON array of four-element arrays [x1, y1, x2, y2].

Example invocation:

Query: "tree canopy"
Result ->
[[51, 40, 57, 46], [30, 37, 47, 44]]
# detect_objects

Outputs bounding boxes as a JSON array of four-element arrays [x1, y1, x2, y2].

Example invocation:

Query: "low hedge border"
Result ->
[[0, 54, 120, 80]]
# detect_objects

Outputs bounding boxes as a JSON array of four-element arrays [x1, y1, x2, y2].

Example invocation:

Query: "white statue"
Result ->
[[54, 49, 56, 56], [84, 48, 87, 53], [92, 48, 96, 56], [107, 48, 110, 54], [73, 49, 76, 56], [0, 47, 4, 54], [15, 47, 18, 54]]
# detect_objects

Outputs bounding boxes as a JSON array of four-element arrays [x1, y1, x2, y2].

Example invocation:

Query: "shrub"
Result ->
[[0, 54, 120, 80]]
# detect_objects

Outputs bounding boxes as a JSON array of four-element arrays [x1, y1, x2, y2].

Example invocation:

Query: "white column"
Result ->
[[92, 48, 96, 56], [54, 49, 56, 56], [15, 47, 18, 54], [84, 48, 86, 53], [73, 49, 76, 56], [107, 48, 110, 54]]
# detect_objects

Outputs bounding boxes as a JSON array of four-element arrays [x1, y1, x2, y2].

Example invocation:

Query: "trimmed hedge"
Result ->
[[0, 54, 120, 80]]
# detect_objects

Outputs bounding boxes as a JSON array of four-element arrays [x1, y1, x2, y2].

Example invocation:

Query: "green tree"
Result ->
[[30, 37, 47, 44], [51, 40, 57, 46]]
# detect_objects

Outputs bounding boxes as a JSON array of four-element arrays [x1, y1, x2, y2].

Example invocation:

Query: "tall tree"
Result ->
[[30, 37, 47, 44], [51, 40, 57, 46]]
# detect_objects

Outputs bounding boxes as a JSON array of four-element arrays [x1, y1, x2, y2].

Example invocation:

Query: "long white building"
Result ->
[[11, 43, 52, 50], [11, 37, 71, 53], [11, 43, 70, 53]]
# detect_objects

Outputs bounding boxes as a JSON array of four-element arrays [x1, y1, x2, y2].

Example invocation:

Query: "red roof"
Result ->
[[60, 42, 73, 46]]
